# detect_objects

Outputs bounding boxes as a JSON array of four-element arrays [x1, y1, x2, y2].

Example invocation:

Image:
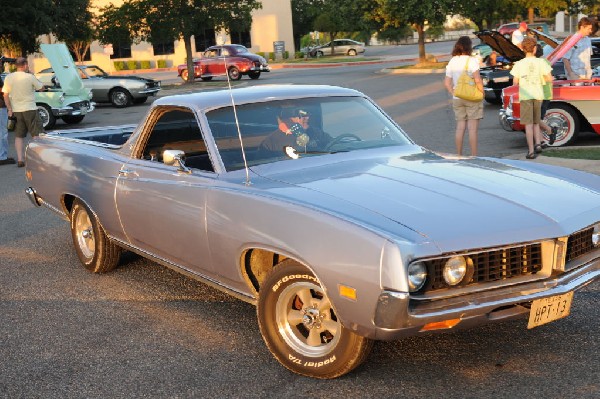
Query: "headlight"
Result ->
[[59, 93, 65, 104], [88, 91, 93, 100], [443, 256, 473, 286], [407, 262, 427, 292], [482, 77, 489, 86], [593, 224, 600, 247]]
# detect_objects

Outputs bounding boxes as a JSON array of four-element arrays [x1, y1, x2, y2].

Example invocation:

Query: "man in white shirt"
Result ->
[[2, 57, 44, 167], [511, 22, 528, 50]]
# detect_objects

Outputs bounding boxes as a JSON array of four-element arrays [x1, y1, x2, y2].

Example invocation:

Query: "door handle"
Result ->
[[118, 168, 137, 177]]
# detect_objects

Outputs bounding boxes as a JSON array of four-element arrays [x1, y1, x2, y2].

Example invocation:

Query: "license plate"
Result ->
[[527, 292, 573, 329]]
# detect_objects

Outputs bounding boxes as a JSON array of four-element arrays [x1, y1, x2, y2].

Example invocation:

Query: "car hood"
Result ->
[[257, 150, 600, 253], [475, 31, 524, 62], [99, 75, 156, 83], [40, 44, 88, 97]]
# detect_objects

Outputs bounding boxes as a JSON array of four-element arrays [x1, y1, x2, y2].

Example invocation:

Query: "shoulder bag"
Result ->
[[454, 57, 483, 102]]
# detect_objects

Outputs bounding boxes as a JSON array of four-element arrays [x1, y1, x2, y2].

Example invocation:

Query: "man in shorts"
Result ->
[[2, 57, 44, 167]]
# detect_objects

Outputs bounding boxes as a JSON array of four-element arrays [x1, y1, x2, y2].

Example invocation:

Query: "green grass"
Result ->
[[543, 148, 600, 160], [391, 61, 448, 69]]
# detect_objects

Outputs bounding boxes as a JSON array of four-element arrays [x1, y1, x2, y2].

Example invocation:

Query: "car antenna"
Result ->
[[221, 38, 251, 186]]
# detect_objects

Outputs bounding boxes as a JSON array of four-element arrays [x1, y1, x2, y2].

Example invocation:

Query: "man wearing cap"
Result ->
[[2, 57, 44, 167], [260, 107, 332, 154], [511, 22, 528, 50], [563, 16, 595, 80]]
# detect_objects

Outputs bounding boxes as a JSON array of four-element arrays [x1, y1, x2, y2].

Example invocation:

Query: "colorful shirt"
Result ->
[[510, 57, 552, 101]]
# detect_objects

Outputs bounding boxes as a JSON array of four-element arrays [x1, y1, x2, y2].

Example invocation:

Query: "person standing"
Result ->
[[511, 22, 528, 50], [510, 37, 553, 159], [563, 16, 595, 80], [444, 36, 484, 156], [2, 57, 44, 167], [0, 75, 16, 165]]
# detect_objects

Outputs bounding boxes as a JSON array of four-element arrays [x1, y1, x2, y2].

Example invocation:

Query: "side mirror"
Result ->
[[163, 150, 191, 173]]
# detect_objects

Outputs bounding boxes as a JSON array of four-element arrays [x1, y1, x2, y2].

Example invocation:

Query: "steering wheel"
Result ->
[[325, 133, 362, 151]]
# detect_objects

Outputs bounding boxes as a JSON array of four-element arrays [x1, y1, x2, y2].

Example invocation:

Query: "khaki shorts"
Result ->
[[14, 109, 44, 138], [452, 98, 483, 121], [520, 100, 542, 125]]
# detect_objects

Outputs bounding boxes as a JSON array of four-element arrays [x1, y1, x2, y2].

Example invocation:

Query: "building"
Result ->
[[33, 0, 294, 73]]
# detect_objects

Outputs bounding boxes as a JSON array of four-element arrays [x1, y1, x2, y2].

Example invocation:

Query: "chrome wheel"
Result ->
[[275, 281, 341, 357], [110, 88, 132, 108], [181, 69, 189, 81], [74, 207, 95, 261]]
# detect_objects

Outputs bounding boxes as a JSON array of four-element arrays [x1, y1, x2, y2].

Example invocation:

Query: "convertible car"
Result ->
[[25, 85, 600, 379]]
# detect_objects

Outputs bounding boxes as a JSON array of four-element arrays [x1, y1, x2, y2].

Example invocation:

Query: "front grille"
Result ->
[[68, 100, 91, 109], [566, 227, 594, 262], [421, 244, 543, 292]]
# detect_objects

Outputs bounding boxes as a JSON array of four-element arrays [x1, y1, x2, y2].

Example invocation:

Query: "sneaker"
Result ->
[[549, 126, 557, 145], [0, 157, 16, 165]]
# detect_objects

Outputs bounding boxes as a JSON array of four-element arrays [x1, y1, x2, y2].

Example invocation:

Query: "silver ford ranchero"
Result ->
[[24, 85, 600, 379]]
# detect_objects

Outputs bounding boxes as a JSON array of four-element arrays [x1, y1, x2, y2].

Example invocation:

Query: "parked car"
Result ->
[[2, 44, 95, 130], [24, 84, 600, 379], [500, 36, 600, 146], [37, 64, 161, 108], [177, 44, 270, 82], [497, 22, 549, 38], [476, 30, 600, 103], [309, 39, 365, 57]]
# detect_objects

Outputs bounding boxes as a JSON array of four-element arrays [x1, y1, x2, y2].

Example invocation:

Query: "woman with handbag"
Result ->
[[444, 36, 484, 156]]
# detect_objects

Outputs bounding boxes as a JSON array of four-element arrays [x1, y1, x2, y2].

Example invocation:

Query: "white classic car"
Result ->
[[24, 85, 600, 378]]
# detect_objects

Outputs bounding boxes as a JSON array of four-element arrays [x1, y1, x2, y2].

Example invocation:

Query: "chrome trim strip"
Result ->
[[109, 236, 257, 305]]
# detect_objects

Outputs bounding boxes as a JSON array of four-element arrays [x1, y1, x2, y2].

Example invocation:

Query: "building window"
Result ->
[[194, 29, 216, 52], [153, 41, 175, 55], [230, 29, 251, 48], [110, 43, 132, 59]]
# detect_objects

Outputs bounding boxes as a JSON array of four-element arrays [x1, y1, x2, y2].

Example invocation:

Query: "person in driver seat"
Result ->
[[259, 107, 332, 154]]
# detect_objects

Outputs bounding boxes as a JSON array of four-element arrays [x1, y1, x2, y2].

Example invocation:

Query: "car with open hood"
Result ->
[[177, 44, 270, 81], [500, 35, 600, 146], [1, 44, 95, 130], [477, 30, 600, 103], [37, 64, 161, 108]]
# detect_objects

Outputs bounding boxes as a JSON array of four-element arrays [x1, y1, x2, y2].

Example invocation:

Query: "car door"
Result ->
[[115, 107, 217, 274], [203, 48, 225, 76]]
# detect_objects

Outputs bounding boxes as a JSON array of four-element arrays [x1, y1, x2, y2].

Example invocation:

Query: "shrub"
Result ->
[[283, 51, 289, 59], [113, 61, 126, 71], [256, 52, 266, 58], [268, 52, 275, 61], [295, 51, 304, 59], [126, 60, 138, 70], [139, 60, 151, 69], [157, 59, 167, 68]]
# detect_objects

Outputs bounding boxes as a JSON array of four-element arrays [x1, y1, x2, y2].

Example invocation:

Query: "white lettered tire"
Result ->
[[543, 103, 580, 146], [257, 260, 373, 379]]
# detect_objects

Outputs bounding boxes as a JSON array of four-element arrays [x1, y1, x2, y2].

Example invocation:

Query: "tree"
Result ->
[[457, 0, 515, 31], [291, 0, 325, 50], [0, 0, 54, 56], [95, 0, 261, 84], [373, 0, 456, 62], [51, 0, 95, 62], [313, 0, 364, 53]]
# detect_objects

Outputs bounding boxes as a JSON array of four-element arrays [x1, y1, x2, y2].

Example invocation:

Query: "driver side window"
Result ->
[[141, 108, 214, 172]]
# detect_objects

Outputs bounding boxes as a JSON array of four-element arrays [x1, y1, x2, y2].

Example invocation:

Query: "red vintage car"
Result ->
[[499, 34, 600, 146], [177, 44, 270, 82]]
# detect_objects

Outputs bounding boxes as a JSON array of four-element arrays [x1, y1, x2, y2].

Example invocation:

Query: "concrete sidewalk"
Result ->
[[503, 147, 600, 175]]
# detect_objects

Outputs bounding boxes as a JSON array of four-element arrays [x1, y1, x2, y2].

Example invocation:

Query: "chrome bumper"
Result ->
[[499, 108, 517, 131], [53, 102, 96, 117], [373, 256, 600, 340]]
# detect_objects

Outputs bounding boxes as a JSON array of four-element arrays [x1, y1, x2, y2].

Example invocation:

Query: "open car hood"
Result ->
[[40, 44, 88, 97], [475, 31, 524, 62]]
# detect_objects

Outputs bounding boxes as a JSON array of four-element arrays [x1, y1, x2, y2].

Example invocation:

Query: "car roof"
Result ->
[[153, 85, 363, 111]]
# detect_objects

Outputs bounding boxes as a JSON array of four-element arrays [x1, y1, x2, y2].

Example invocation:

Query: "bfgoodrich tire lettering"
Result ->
[[70, 199, 121, 273], [257, 260, 373, 379]]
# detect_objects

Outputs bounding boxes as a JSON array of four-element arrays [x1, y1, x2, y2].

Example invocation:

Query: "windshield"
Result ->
[[84, 66, 106, 77], [206, 96, 412, 171]]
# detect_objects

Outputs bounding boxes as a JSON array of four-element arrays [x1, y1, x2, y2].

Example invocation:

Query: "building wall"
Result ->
[[32, 0, 294, 73]]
